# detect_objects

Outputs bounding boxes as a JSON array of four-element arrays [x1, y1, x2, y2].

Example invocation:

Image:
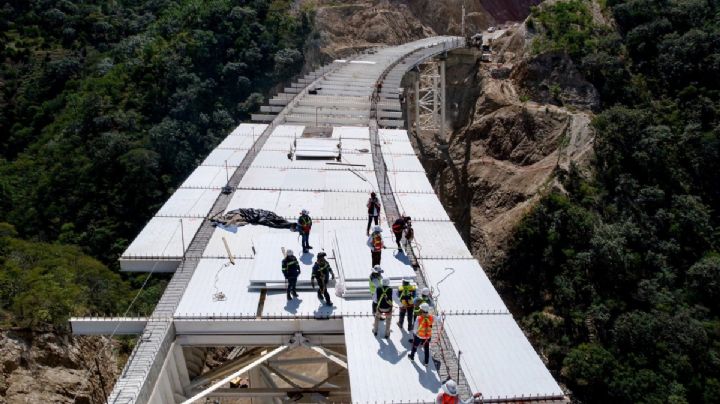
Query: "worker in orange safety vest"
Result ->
[[435, 379, 483, 404], [367, 225, 384, 266], [408, 302, 433, 365]]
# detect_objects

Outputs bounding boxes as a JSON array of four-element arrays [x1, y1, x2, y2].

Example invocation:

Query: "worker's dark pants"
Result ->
[[394, 231, 403, 249], [398, 305, 414, 330], [371, 250, 381, 266], [301, 232, 310, 251], [410, 335, 431, 364], [286, 277, 298, 299], [317, 278, 331, 303], [372, 302, 377, 313], [367, 215, 379, 233]]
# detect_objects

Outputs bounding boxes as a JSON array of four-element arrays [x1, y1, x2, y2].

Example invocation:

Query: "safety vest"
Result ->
[[371, 233, 383, 251], [313, 260, 331, 279], [417, 314, 434, 339], [377, 286, 392, 310], [282, 257, 300, 277], [369, 275, 381, 294], [298, 215, 312, 233], [440, 393, 459, 404], [398, 285, 416, 306]]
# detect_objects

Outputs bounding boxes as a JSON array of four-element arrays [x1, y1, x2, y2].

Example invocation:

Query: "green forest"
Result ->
[[0, 0, 311, 327], [501, 0, 720, 403]]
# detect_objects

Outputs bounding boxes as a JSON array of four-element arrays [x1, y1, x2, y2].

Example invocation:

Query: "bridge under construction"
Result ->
[[71, 36, 566, 403]]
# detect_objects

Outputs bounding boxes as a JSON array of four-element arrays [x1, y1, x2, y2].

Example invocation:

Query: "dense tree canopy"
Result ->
[[504, 1, 720, 403]]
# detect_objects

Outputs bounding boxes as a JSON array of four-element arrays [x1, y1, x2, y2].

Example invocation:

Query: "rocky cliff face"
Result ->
[[409, 26, 596, 267], [0, 330, 121, 403]]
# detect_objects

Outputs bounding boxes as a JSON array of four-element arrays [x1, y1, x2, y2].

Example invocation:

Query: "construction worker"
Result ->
[[282, 249, 301, 300], [373, 278, 394, 338], [408, 302, 433, 365], [411, 288, 433, 329], [298, 209, 312, 253], [397, 279, 416, 330], [369, 265, 384, 313], [392, 215, 411, 252], [436, 379, 483, 403], [311, 252, 335, 306], [366, 192, 381, 235], [367, 225, 384, 266]]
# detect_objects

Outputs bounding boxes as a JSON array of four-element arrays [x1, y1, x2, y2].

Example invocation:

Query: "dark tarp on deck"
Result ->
[[211, 208, 294, 229]]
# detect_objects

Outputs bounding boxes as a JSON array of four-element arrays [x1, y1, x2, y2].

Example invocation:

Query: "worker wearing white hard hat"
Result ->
[[411, 287, 433, 329], [368, 265, 384, 313], [408, 302, 433, 365], [297, 209, 312, 253], [436, 379, 483, 403], [372, 278, 394, 338], [367, 225, 384, 267]]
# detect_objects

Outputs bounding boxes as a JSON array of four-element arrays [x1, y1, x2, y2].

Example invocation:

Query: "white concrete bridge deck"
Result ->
[[74, 36, 564, 404]]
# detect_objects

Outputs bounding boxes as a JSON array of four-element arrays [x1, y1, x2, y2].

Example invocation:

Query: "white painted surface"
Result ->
[[380, 140, 417, 155], [261, 290, 340, 317], [201, 148, 249, 167], [387, 171, 435, 193], [180, 166, 229, 189], [230, 123, 268, 136], [269, 124, 305, 138], [378, 128, 411, 142], [224, 189, 282, 213], [275, 190, 325, 218], [202, 224, 274, 259], [217, 135, 255, 150], [333, 126, 370, 139], [174, 259, 260, 317], [444, 315, 565, 400], [344, 316, 442, 403], [122, 217, 202, 258], [253, 150, 374, 169], [322, 193, 381, 219], [383, 154, 427, 172], [421, 259, 508, 313], [156, 188, 219, 218], [249, 233, 321, 283], [410, 221, 473, 259], [394, 193, 451, 221]]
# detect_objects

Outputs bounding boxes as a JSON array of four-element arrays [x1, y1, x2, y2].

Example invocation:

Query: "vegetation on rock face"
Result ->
[[501, 1, 720, 402], [0, 0, 311, 327]]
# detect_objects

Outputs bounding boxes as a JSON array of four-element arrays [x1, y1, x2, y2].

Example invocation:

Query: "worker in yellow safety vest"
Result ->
[[397, 279, 416, 331], [297, 209, 312, 253], [412, 287, 433, 322]]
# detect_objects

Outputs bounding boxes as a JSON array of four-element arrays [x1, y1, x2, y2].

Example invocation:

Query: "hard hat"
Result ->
[[286, 249, 294, 256], [420, 303, 430, 313], [374, 225, 382, 233], [442, 380, 458, 396], [371, 191, 376, 197], [372, 265, 383, 273], [301, 209, 308, 215], [382, 278, 390, 286], [402, 278, 410, 284], [317, 252, 327, 258], [421, 287, 430, 296]]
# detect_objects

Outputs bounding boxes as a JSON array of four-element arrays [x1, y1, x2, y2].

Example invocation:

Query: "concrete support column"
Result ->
[[440, 59, 446, 140]]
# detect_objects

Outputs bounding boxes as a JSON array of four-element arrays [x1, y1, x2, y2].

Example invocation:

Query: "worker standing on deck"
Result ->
[[311, 252, 335, 306], [408, 303, 433, 365], [392, 215, 411, 253], [436, 380, 483, 403], [367, 226, 384, 266], [397, 279, 416, 331], [369, 265, 384, 313], [282, 250, 301, 300], [366, 192, 381, 235], [298, 209, 312, 253], [373, 278, 394, 338]]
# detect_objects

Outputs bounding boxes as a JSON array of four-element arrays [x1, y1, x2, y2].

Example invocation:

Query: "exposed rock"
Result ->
[[0, 330, 121, 403], [512, 51, 601, 111]]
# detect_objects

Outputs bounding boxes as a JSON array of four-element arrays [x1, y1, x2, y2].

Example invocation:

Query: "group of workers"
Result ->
[[281, 203, 483, 402]]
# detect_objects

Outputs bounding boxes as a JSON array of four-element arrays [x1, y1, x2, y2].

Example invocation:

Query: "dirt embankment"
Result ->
[[0, 329, 121, 403], [410, 26, 597, 267]]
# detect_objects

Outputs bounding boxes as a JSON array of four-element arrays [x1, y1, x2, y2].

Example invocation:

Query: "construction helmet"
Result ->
[[421, 287, 430, 296], [371, 191, 376, 197], [420, 302, 430, 313], [374, 225, 382, 233], [301, 209, 309, 215], [372, 265, 383, 273], [286, 249, 294, 256], [382, 278, 390, 286], [402, 278, 410, 285], [442, 380, 458, 396], [317, 252, 327, 259]]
